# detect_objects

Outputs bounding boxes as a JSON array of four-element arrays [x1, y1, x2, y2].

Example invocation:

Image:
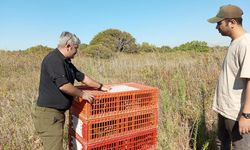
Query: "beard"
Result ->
[[218, 29, 230, 36], [218, 23, 231, 36]]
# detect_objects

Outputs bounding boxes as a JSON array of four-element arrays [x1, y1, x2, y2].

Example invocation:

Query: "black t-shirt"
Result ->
[[37, 49, 85, 110]]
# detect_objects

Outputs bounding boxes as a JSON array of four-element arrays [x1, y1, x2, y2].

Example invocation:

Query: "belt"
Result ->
[[35, 105, 66, 113]]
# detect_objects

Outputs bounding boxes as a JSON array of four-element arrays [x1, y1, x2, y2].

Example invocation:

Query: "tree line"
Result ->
[[23, 28, 227, 59]]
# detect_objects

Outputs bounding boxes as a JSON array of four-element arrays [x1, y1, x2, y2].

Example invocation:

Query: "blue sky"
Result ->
[[1, 0, 250, 50]]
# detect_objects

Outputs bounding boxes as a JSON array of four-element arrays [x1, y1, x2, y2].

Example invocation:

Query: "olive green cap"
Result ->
[[208, 4, 243, 23]]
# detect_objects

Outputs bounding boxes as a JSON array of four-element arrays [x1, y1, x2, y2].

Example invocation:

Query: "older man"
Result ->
[[33, 31, 109, 150]]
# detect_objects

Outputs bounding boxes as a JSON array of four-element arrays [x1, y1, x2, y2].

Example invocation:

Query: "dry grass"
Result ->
[[0, 49, 225, 149]]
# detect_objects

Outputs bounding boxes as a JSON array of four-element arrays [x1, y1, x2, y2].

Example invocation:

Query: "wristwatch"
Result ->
[[242, 113, 250, 119]]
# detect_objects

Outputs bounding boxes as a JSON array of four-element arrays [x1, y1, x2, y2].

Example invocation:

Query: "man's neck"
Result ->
[[231, 26, 247, 40], [58, 47, 68, 58]]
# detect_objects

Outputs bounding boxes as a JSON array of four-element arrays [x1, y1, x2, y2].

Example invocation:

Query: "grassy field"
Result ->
[[0, 49, 225, 149]]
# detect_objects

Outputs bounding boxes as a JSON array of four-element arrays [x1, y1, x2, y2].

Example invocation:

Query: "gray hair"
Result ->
[[57, 31, 81, 48]]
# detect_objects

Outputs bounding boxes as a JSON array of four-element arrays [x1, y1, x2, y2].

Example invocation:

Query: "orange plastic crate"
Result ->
[[69, 108, 158, 143], [72, 82, 158, 119], [69, 128, 157, 150]]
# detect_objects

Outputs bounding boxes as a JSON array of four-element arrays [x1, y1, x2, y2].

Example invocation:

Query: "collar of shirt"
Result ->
[[55, 48, 71, 62]]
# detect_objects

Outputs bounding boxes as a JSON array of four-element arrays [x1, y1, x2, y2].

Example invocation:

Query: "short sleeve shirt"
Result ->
[[37, 49, 85, 110], [213, 33, 250, 121]]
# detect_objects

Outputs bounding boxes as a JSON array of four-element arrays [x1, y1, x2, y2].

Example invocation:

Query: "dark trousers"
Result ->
[[216, 114, 250, 150], [32, 105, 65, 150]]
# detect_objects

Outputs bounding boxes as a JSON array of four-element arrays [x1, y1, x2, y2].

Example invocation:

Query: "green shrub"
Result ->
[[158, 45, 172, 52], [173, 41, 210, 52], [90, 29, 138, 53], [83, 44, 114, 59], [24, 45, 53, 54], [139, 42, 158, 52]]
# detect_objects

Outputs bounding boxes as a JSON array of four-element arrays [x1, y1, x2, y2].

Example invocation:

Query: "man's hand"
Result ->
[[81, 91, 94, 104], [239, 116, 250, 135], [100, 85, 112, 92], [239, 79, 250, 135]]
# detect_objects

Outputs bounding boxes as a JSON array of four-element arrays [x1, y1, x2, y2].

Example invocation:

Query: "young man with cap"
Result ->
[[32, 31, 110, 150], [208, 4, 250, 149]]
